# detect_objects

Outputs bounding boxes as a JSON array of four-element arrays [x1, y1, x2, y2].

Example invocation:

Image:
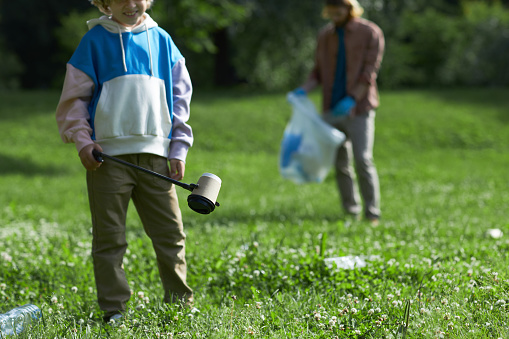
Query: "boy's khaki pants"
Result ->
[[329, 111, 381, 219], [86, 154, 193, 317]]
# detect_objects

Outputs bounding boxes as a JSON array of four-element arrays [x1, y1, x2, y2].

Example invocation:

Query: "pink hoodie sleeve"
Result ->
[[56, 64, 95, 153]]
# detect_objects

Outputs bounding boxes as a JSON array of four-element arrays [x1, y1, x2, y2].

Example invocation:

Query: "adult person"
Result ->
[[294, 0, 385, 225]]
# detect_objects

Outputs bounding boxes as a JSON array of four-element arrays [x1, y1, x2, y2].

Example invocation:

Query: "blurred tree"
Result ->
[[0, 1, 24, 90], [0, 0, 90, 88], [53, 8, 99, 88], [441, 1, 509, 86], [231, 0, 325, 90], [3, 0, 509, 89], [149, 0, 249, 87]]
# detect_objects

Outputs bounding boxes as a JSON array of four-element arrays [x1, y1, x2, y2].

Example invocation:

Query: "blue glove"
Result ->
[[292, 87, 307, 96], [332, 96, 356, 116]]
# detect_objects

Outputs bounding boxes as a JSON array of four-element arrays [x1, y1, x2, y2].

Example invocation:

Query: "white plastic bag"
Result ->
[[279, 92, 346, 184]]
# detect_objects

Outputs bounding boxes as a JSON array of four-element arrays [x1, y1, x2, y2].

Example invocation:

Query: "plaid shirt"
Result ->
[[307, 17, 385, 114]]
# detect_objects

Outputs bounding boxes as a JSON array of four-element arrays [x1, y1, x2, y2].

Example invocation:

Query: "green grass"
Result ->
[[0, 88, 508, 338]]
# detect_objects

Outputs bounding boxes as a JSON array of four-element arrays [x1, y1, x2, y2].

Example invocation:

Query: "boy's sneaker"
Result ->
[[104, 313, 123, 323]]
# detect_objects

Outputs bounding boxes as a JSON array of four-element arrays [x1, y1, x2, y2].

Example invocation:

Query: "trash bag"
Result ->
[[279, 92, 346, 184]]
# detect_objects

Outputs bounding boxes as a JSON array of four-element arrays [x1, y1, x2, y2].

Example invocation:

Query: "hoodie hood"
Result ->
[[87, 14, 158, 74], [87, 13, 158, 33]]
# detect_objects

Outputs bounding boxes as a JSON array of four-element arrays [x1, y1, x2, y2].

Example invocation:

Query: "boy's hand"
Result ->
[[169, 159, 185, 180], [79, 144, 103, 171]]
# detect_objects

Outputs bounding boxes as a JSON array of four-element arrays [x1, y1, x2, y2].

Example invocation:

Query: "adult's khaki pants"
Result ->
[[327, 111, 381, 219], [86, 154, 193, 317]]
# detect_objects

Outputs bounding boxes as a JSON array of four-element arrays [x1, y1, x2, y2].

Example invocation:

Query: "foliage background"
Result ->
[[1, 0, 509, 90]]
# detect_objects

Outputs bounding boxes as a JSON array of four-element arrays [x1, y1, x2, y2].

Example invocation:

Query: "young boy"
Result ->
[[56, 0, 194, 322]]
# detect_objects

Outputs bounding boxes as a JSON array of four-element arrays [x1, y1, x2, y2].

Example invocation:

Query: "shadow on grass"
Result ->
[[0, 90, 61, 121], [426, 87, 509, 123], [184, 209, 345, 228], [0, 153, 63, 176]]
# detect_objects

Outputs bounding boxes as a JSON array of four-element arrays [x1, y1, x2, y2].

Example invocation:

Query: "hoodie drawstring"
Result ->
[[145, 22, 154, 77], [118, 27, 128, 73], [117, 23, 153, 76]]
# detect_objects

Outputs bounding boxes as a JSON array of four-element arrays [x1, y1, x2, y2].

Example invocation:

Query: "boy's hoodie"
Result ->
[[56, 14, 193, 162]]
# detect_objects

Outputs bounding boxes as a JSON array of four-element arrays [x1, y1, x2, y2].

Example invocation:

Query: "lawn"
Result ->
[[0, 87, 508, 338]]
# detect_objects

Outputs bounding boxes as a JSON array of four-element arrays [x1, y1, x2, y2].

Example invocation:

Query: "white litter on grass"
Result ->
[[486, 229, 503, 239], [324, 255, 375, 270]]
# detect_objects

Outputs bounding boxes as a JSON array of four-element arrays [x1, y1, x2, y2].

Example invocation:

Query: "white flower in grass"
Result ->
[[137, 291, 145, 299], [375, 307, 381, 312], [0, 283, 6, 290], [368, 309, 374, 315], [255, 302, 262, 309], [71, 286, 78, 293], [144, 297, 150, 304], [351, 308, 358, 314], [1, 252, 12, 262], [314, 313, 321, 321], [51, 296, 58, 304]]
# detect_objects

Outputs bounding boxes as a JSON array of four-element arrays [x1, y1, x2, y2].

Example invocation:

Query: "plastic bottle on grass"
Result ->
[[0, 304, 41, 336]]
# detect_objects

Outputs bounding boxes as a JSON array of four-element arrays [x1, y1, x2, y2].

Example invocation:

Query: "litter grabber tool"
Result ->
[[92, 150, 221, 214]]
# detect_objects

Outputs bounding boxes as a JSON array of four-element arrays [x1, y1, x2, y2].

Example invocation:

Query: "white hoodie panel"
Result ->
[[94, 74, 172, 157]]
